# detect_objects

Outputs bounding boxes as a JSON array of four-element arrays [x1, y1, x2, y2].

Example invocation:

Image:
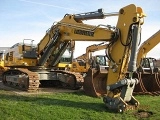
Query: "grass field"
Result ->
[[0, 90, 159, 120]]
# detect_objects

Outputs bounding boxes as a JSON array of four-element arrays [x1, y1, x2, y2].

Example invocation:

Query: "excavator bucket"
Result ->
[[133, 72, 160, 95], [83, 67, 107, 97]]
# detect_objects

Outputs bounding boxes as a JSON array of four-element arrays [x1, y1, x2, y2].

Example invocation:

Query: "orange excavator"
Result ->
[[2, 4, 145, 112]]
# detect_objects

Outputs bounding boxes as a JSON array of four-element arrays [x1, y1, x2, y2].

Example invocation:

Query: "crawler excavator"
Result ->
[[2, 4, 145, 112], [69, 42, 109, 75], [132, 30, 160, 95]]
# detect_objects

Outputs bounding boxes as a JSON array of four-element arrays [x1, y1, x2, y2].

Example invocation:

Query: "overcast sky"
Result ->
[[0, 0, 160, 58]]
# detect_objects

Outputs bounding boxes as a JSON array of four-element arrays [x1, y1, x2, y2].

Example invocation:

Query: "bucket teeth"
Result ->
[[133, 72, 160, 95]]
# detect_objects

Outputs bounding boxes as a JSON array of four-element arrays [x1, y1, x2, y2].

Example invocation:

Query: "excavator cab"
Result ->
[[139, 57, 157, 73], [91, 55, 109, 71], [95, 55, 108, 66]]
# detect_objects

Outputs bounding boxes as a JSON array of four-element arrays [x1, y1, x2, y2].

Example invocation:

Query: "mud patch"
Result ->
[[134, 109, 153, 119]]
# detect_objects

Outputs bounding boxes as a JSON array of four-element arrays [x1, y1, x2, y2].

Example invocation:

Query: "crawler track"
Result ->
[[2, 68, 40, 92], [2, 68, 84, 92], [54, 70, 84, 90]]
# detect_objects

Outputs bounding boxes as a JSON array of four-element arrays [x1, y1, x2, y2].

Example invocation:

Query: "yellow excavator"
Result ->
[[2, 4, 145, 112], [69, 42, 108, 74], [133, 30, 160, 95]]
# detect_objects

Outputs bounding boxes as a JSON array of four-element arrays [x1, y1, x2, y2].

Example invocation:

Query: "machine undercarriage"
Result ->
[[2, 68, 83, 91]]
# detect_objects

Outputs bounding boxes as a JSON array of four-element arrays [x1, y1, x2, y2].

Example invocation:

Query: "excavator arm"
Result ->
[[103, 5, 145, 112]]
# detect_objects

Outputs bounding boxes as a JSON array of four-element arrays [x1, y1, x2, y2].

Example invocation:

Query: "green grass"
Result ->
[[0, 90, 159, 120]]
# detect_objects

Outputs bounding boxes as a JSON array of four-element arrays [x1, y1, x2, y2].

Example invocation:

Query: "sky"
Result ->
[[0, 0, 160, 58]]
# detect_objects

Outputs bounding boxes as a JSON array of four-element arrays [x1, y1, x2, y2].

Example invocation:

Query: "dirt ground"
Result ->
[[0, 80, 82, 95]]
